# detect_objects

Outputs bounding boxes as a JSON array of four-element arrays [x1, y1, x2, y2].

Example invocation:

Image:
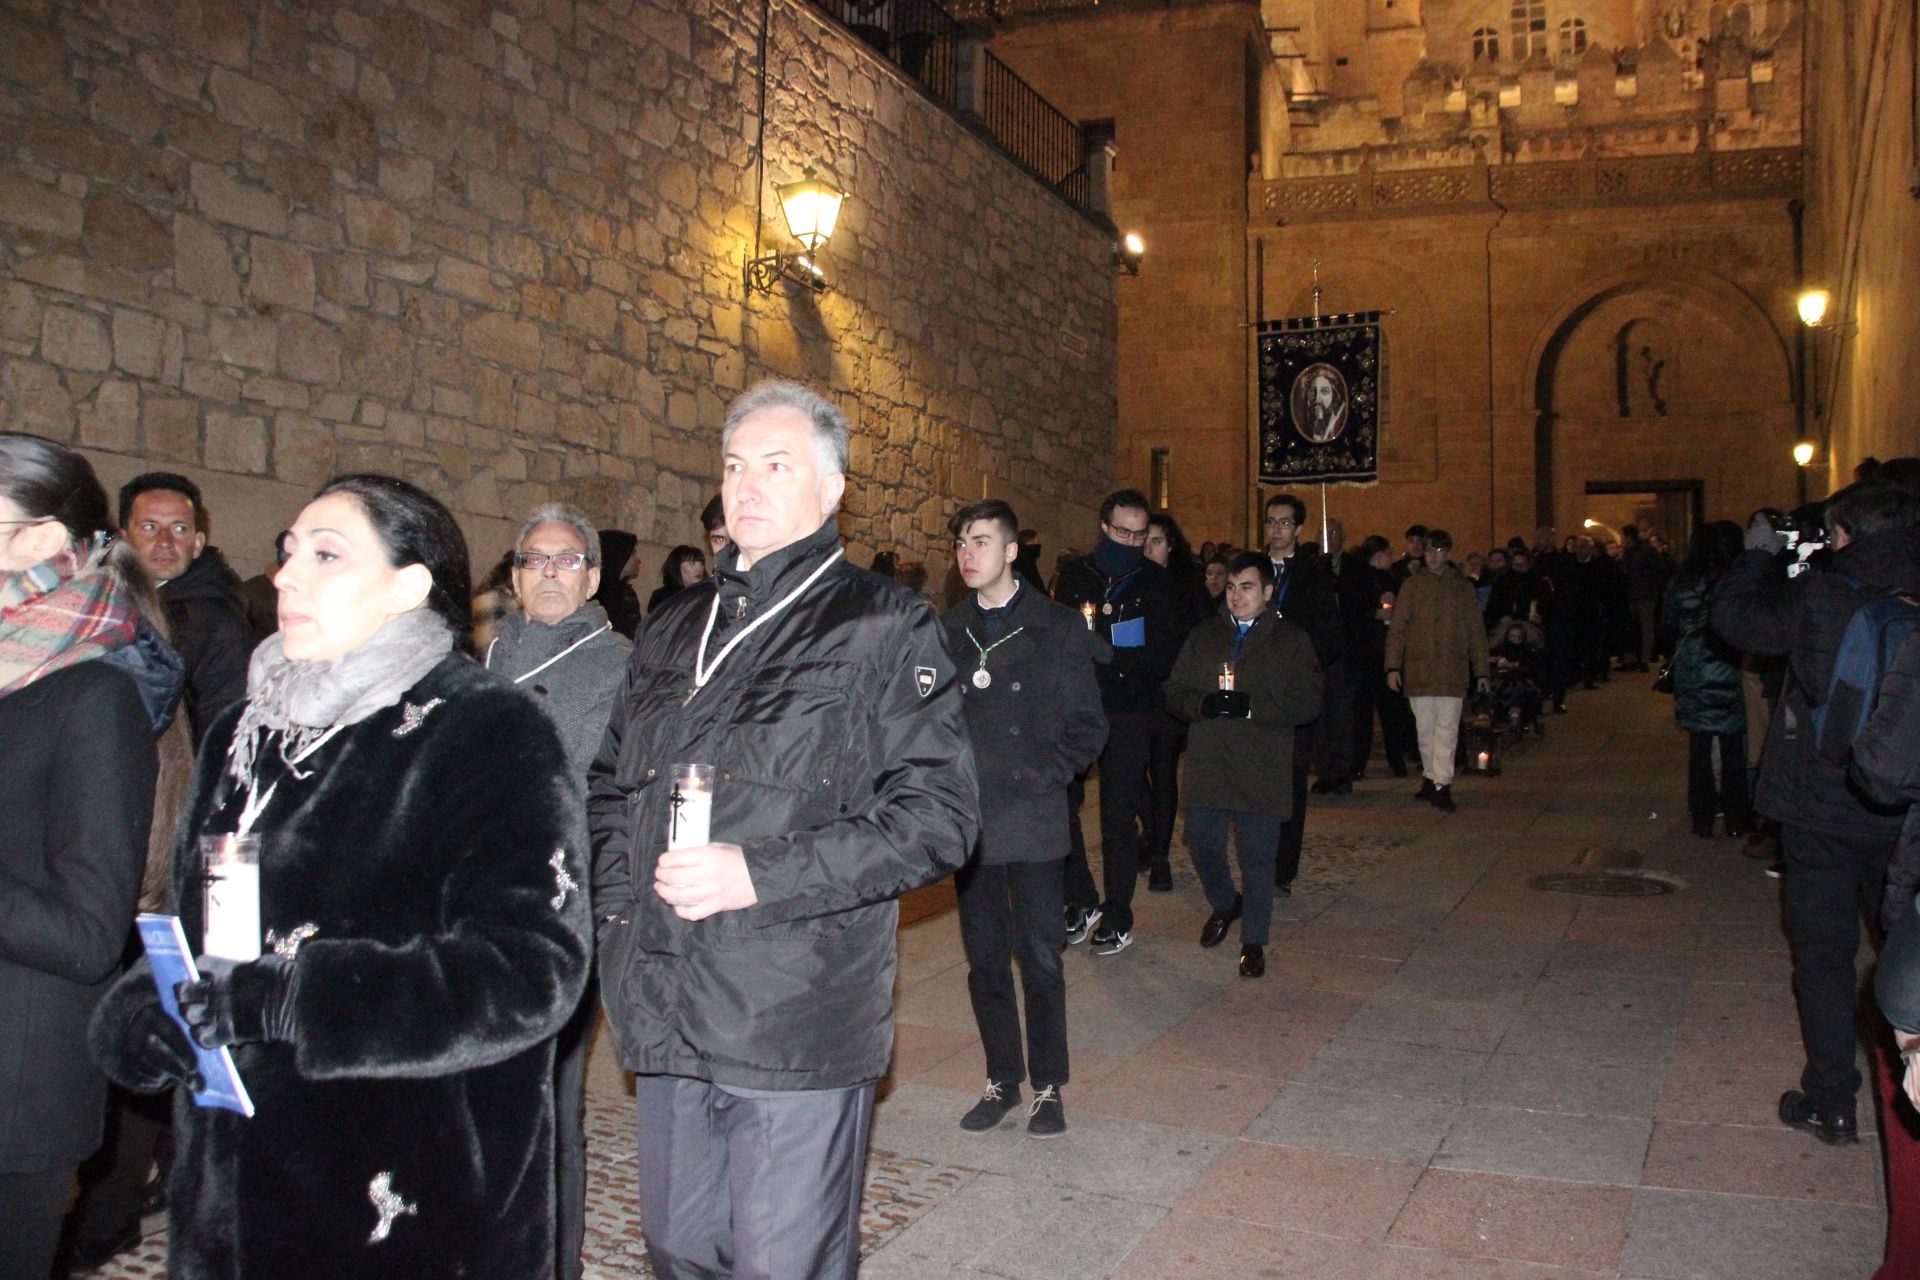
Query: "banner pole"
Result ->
[[1320, 479, 1329, 550]]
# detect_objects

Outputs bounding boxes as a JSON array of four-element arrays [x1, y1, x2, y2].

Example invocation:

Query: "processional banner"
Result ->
[[1256, 311, 1386, 486]]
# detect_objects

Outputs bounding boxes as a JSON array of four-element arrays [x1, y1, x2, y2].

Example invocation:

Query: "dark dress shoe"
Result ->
[[1200, 895, 1242, 948], [1238, 945, 1265, 978], [1779, 1090, 1858, 1145], [1274, 879, 1293, 896], [1414, 778, 1436, 802], [1387, 760, 1409, 777], [1328, 779, 1352, 795]]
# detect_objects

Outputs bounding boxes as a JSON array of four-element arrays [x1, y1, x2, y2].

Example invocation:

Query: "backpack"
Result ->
[[1812, 578, 1920, 765]]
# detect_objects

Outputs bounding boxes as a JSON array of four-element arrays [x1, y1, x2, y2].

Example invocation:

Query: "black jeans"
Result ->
[[554, 981, 595, 1280], [1351, 659, 1415, 775], [1311, 659, 1350, 783], [1273, 763, 1311, 887], [1064, 711, 1153, 933], [956, 859, 1069, 1089], [1783, 824, 1896, 1114], [1140, 714, 1184, 869], [1686, 731, 1751, 836]]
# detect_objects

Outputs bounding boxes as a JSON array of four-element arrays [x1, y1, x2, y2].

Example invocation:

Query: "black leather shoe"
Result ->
[[1238, 944, 1265, 978], [1200, 895, 1242, 948], [1387, 760, 1409, 777], [1414, 778, 1436, 802], [1779, 1090, 1858, 1145], [1147, 861, 1173, 892], [1328, 779, 1352, 796]]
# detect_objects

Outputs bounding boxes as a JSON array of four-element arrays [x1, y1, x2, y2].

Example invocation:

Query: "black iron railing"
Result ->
[[805, 0, 1091, 213], [981, 49, 1088, 208]]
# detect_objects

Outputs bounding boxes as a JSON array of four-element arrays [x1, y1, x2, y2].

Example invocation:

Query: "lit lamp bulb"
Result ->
[[1123, 232, 1144, 256], [1797, 289, 1830, 328], [1793, 440, 1816, 467], [1118, 231, 1145, 275], [776, 169, 846, 254]]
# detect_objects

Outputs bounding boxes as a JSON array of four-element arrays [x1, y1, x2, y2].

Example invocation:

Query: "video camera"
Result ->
[[1770, 503, 1829, 578]]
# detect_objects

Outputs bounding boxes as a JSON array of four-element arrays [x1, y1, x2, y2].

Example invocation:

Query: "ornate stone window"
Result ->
[[1558, 17, 1588, 57], [1509, 1, 1547, 57], [1472, 26, 1501, 60]]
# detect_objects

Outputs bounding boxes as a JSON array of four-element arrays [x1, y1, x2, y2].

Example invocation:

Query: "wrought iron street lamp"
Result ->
[[746, 168, 848, 294]]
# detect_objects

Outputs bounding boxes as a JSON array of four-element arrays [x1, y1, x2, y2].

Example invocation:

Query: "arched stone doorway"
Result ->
[[1530, 268, 1796, 535]]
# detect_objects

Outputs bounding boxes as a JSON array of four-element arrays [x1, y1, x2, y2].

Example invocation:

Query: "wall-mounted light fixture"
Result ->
[[1116, 231, 1144, 276], [1792, 439, 1817, 468], [746, 167, 848, 294], [1796, 288, 1831, 328]]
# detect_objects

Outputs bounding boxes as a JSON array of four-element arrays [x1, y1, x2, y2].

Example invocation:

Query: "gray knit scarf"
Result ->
[[226, 608, 453, 787]]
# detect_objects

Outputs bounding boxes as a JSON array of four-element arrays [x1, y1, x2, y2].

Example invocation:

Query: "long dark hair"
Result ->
[[1149, 511, 1209, 621], [0, 432, 168, 639], [659, 544, 705, 591], [316, 473, 472, 650], [1681, 519, 1745, 583]]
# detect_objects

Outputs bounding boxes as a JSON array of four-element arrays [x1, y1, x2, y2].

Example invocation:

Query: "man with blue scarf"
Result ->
[[1054, 489, 1180, 954]]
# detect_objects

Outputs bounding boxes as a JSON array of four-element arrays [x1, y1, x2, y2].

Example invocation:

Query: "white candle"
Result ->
[[668, 764, 715, 850], [203, 836, 262, 961]]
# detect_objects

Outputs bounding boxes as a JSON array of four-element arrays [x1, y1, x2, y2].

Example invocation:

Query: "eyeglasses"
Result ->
[[1265, 517, 1297, 528], [1105, 524, 1149, 545], [514, 551, 590, 572]]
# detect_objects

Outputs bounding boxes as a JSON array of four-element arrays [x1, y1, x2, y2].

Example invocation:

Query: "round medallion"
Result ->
[[1101, 602, 1114, 615], [972, 668, 992, 690]]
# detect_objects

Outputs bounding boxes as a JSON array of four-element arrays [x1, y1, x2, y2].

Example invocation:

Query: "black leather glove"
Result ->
[[1201, 690, 1252, 720], [126, 1002, 205, 1093], [176, 956, 299, 1049]]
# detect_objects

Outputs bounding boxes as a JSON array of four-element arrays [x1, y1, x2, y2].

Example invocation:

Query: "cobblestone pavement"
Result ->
[[79, 678, 1886, 1278]]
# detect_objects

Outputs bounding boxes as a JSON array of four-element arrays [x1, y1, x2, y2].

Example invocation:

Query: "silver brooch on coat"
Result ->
[[266, 922, 319, 957], [367, 1171, 418, 1244], [549, 848, 578, 910], [392, 698, 446, 738]]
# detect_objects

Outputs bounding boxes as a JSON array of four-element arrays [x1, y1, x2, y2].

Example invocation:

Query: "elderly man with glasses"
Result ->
[[482, 500, 630, 1280]]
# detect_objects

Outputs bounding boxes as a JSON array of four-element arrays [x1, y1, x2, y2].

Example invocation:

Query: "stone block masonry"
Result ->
[[0, 0, 1116, 572]]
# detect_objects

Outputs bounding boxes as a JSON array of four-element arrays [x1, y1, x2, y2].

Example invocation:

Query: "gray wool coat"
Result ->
[[484, 601, 631, 774]]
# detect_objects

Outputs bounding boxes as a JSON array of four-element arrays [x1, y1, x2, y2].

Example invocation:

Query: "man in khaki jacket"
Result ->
[[1385, 529, 1490, 812]]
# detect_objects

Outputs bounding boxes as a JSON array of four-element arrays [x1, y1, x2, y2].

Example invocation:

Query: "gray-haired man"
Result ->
[[589, 380, 978, 1278], [484, 501, 630, 1280]]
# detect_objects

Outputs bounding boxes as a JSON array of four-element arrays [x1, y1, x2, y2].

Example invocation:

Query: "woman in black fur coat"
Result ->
[[91, 474, 591, 1279]]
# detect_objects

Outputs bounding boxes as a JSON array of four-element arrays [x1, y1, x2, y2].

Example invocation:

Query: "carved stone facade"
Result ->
[[990, 0, 1809, 548], [0, 0, 1116, 573]]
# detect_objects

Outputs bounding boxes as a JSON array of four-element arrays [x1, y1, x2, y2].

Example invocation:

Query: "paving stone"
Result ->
[[1433, 1105, 1654, 1185], [1621, 1188, 1884, 1279], [1243, 1083, 1458, 1164]]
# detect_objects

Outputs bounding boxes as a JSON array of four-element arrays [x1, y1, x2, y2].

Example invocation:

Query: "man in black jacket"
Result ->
[[942, 500, 1107, 1138], [117, 473, 252, 745], [1712, 479, 1920, 1146], [1054, 489, 1180, 955], [1264, 494, 1340, 890], [588, 380, 978, 1279]]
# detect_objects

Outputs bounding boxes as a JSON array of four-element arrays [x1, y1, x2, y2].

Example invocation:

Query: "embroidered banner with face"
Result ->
[[1257, 312, 1386, 485]]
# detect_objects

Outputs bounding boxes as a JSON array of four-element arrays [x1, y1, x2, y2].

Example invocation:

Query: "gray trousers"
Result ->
[[634, 1074, 874, 1280]]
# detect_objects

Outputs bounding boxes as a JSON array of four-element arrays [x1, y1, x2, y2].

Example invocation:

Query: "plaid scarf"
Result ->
[[0, 534, 138, 699]]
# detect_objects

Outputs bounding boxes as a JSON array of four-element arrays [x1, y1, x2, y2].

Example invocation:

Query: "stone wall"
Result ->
[[989, 1, 1258, 543], [0, 0, 1116, 577], [1803, 0, 1920, 480]]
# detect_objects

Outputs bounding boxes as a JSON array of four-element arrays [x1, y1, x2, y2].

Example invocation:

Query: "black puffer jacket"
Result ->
[[588, 522, 978, 1090], [1053, 553, 1181, 716], [1711, 528, 1920, 839], [159, 550, 253, 746], [1851, 631, 1920, 929]]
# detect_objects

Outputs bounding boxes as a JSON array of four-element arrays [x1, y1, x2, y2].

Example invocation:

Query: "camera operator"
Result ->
[[1711, 477, 1920, 1147]]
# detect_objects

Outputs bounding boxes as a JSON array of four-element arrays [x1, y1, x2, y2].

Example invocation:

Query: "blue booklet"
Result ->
[[1109, 616, 1146, 649], [135, 914, 256, 1117]]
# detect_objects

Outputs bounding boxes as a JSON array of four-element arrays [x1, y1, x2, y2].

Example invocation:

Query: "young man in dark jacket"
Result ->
[[1053, 489, 1181, 955], [588, 381, 978, 1279], [1711, 479, 1920, 1146], [117, 472, 252, 745], [1264, 494, 1340, 888], [1165, 553, 1323, 977], [941, 500, 1107, 1138]]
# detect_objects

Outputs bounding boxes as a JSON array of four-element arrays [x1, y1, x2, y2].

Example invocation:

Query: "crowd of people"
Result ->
[[9, 389, 1920, 1280]]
